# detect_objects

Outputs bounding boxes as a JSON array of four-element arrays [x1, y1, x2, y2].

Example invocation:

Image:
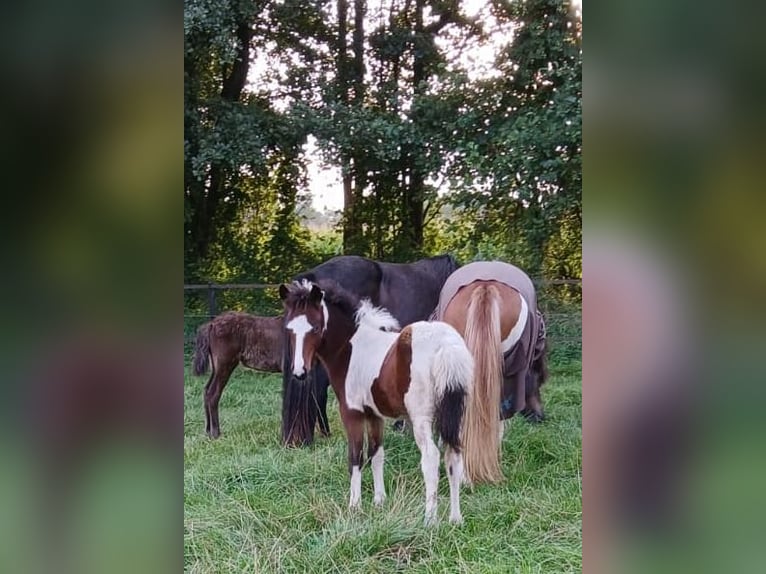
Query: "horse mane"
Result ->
[[415, 253, 459, 284], [286, 278, 360, 318], [354, 299, 401, 332]]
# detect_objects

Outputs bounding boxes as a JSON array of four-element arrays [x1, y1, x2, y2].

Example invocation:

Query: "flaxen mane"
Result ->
[[354, 300, 401, 332]]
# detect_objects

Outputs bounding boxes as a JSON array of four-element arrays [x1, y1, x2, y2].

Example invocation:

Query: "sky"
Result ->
[[305, 136, 343, 212]]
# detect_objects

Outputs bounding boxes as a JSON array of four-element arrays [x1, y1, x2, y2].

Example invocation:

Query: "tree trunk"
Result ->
[[349, 0, 366, 253], [185, 20, 252, 270], [337, 0, 358, 254], [405, 0, 426, 254]]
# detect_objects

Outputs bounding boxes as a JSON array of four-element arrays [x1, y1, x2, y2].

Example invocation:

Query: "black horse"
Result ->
[[281, 254, 459, 446]]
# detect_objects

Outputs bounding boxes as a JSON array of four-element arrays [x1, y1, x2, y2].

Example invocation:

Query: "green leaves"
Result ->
[[184, 0, 581, 281], [434, 0, 581, 277]]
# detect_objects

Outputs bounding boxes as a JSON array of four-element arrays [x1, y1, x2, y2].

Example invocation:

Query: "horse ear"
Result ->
[[309, 284, 323, 305], [278, 284, 290, 301]]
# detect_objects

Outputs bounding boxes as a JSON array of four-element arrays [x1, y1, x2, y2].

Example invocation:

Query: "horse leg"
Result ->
[[412, 417, 440, 525], [314, 366, 331, 437], [444, 447, 464, 524], [367, 415, 385, 506], [522, 369, 545, 423], [341, 407, 365, 510], [205, 361, 236, 439], [512, 370, 526, 414], [523, 390, 545, 423], [203, 370, 215, 436], [391, 419, 407, 433]]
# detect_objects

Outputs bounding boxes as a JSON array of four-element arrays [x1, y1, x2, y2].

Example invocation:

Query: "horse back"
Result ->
[[377, 260, 454, 325], [442, 281, 523, 342], [208, 313, 283, 373], [295, 256, 382, 303]]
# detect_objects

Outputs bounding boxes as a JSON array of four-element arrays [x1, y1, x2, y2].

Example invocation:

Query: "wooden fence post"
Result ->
[[208, 284, 217, 318]]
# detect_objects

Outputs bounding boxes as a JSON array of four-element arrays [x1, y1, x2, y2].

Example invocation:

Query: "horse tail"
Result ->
[[462, 284, 505, 484], [192, 322, 212, 376], [432, 333, 473, 453]]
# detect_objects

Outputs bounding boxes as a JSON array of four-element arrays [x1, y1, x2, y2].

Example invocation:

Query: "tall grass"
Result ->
[[184, 360, 581, 573]]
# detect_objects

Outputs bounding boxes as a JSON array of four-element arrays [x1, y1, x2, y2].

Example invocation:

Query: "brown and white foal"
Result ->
[[279, 280, 473, 525]]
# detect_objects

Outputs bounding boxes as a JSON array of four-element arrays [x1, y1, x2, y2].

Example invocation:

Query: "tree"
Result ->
[[183, 0, 582, 282], [184, 0, 333, 280]]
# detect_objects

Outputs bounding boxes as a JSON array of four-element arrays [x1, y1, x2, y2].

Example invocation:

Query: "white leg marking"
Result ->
[[498, 418, 505, 444], [445, 448, 464, 524], [349, 465, 362, 510], [412, 418, 439, 525], [501, 295, 529, 353], [371, 447, 386, 506], [286, 314, 312, 376]]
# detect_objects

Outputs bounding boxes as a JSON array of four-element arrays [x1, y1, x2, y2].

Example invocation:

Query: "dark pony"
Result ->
[[193, 312, 290, 438], [282, 254, 458, 446]]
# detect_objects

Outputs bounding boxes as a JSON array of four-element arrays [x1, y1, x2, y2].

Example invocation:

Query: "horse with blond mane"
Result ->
[[433, 261, 548, 484]]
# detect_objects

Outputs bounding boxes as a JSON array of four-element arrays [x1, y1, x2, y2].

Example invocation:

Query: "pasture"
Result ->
[[184, 357, 581, 573]]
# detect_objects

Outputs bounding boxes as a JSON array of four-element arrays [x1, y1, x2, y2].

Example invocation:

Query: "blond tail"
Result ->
[[461, 285, 504, 484]]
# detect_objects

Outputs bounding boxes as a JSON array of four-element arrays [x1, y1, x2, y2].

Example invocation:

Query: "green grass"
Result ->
[[184, 361, 581, 573]]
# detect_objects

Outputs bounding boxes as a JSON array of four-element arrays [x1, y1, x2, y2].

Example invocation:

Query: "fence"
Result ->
[[184, 280, 581, 363]]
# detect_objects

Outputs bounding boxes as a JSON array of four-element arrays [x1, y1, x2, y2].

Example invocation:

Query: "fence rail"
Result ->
[[183, 279, 581, 291], [183, 280, 581, 361], [183, 280, 581, 315]]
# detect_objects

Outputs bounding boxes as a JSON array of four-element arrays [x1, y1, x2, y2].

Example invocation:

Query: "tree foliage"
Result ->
[[184, 0, 581, 281]]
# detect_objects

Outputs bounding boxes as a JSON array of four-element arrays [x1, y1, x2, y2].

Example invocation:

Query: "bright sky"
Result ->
[[305, 136, 343, 212]]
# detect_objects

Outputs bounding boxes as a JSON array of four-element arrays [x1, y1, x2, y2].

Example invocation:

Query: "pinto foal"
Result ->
[[280, 280, 473, 525]]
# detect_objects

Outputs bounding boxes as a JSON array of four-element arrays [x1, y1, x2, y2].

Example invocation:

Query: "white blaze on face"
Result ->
[[286, 314, 313, 376]]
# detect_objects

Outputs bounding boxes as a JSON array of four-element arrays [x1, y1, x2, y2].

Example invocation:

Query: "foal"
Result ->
[[193, 312, 330, 439], [280, 280, 473, 525]]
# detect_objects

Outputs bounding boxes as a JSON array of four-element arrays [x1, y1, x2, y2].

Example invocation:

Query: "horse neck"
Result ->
[[410, 255, 455, 285], [315, 303, 355, 391]]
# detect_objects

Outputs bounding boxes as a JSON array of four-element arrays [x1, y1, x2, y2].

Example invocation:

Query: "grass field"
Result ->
[[184, 359, 582, 573]]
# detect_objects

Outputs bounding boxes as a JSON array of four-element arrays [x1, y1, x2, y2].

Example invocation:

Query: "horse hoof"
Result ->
[[449, 514, 464, 525], [523, 410, 545, 424], [207, 429, 220, 439], [374, 494, 386, 506], [424, 515, 437, 527]]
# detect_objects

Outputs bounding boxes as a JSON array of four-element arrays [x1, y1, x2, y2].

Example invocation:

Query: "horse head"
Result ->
[[279, 280, 328, 380]]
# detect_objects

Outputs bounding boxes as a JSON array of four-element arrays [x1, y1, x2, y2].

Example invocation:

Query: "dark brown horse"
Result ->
[[193, 312, 328, 439], [282, 254, 459, 446], [280, 280, 472, 524]]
